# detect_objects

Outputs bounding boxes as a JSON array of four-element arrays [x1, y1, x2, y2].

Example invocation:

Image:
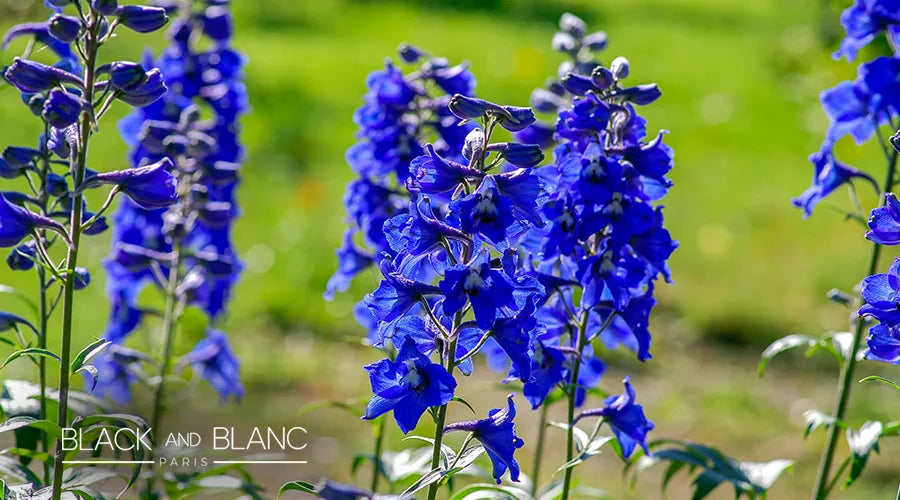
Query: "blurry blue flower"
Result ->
[[519, 340, 567, 409], [860, 56, 900, 115], [793, 148, 878, 217], [432, 62, 476, 96], [362, 339, 456, 434], [200, 6, 232, 41], [834, 0, 900, 61], [84, 345, 142, 405], [866, 322, 900, 364], [316, 480, 373, 500], [514, 121, 556, 148], [92, 0, 119, 16], [325, 230, 373, 300], [116, 5, 168, 33], [867, 192, 900, 244], [81, 158, 177, 209], [182, 330, 244, 402], [575, 377, 654, 458], [820, 81, 876, 148], [6, 242, 36, 271], [440, 251, 516, 330], [619, 84, 662, 105], [444, 394, 525, 483]]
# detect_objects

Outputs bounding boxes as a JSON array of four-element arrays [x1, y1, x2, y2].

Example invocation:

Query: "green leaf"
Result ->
[[444, 444, 485, 477], [860, 375, 900, 392], [70, 338, 110, 374], [691, 469, 726, 500], [402, 435, 454, 468], [758, 334, 815, 376], [452, 396, 477, 414], [547, 421, 589, 452], [380, 446, 433, 482], [400, 468, 443, 498], [276, 480, 316, 499], [0, 348, 60, 370], [554, 436, 615, 474], [845, 421, 883, 487], [0, 417, 61, 440]]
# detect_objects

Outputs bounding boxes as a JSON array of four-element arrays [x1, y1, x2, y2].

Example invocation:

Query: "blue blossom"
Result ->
[[444, 394, 525, 483], [519, 340, 567, 409], [4, 57, 81, 93], [859, 257, 900, 324], [440, 251, 516, 330], [834, 0, 900, 62], [115, 5, 169, 33], [362, 339, 456, 434], [0, 193, 66, 247], [182, 330, 244, 403], [575, 377, 654, 458], [81, 158, 178, 209], [866, 192, 900, 244], [865, 322, 900, 364], [366, 259, 440, 327], [391, 315, 482, 375], [793, 148, 877, 218]]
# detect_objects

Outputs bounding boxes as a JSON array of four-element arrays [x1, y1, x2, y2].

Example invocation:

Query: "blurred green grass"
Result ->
[[1, 0, 899, 498]]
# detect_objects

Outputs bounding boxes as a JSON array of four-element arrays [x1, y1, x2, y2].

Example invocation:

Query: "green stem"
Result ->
[[426, 335, 458, 500], [561, 312, 589, 500], [810, 140, 898, 500], [145, 242, 182, 496], [371, 416, 386, 493], [37, 266, 49, 485], [530, 403, 548, 497], [50, 17, 98, 500]]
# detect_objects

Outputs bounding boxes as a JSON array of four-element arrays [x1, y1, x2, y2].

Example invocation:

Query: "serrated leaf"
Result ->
[[70, 339, 110, 374], [845, 421, 883, 487], [0, 348, 60, 370], [276, 480, 316, 499], [758, 334, 815, 376]]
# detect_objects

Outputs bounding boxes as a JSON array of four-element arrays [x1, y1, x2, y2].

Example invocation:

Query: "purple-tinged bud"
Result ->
[[513, 122, 556, 149], [2, 22, 50, 50], [620, 84, 661, 105], [6, 242, 36, 271], [116, 5, 168, 33], [45, 173, 68, 197], [4, 57, 82, 93], [2, 146, 39, 168], [73, 267, 90, 290], [491, 142, 544, 168], [449, 94, 488, 120], [109, 61, 148, 92], [557, 60, 575, 80], [80, 158, 177, 209], [591, 66, 614, 89], [462, 128, 485, 161], [561, 73, 596, 96], [530, 89, 564, 113], [560, 13, 587, 38], [495, 105, 536, 132], [583, 31, 608, 51], [551, 32, 578, 54], [891, 129, 900, 154], [547, 80, 566, 96], [48, 14, 81, 43], [0, 158, 24, 179], [0, 194, 68, 248], [91, 0, 118, 16], [398, 42, 425, 63], [117, 68, 166, 106], [201, 6, 232, 41], [42, 89, 82, 128], [610, 56, 630, 80]]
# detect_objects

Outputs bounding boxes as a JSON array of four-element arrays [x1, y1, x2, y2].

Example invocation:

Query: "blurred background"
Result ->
[[1, 0, 899, 498]]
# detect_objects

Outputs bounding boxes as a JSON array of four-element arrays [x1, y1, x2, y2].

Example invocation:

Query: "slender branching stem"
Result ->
[[530, 403, 548, 497], [560, 311, 589, 500], [51, 13, 99, 500], [810, 131, 898, 500]]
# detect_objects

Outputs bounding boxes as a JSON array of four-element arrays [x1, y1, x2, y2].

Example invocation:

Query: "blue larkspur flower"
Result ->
[[444, 394, 525, 484], [866, 192, 900, 244], [866, 322, 900, 364], [833, 0, 900, 62], [575, 377, 654, 458], [440, 251, 516, 330], [182, 330, 244, 402], [859, 257, 900, 324], [793, 148, 878, 218], [362, 339, 456, 434]]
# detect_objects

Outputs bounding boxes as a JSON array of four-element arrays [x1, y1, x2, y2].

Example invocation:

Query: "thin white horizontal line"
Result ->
[[63, 460, 154, 464], [212, 460, 308, 464]]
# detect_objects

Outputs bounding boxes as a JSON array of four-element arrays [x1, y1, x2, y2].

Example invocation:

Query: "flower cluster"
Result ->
[[792, 1, 900, 217], [796, 1, 900, 365], [326, 44, 477, 304], [329, 15, 673, 491], [93, 0, 247, 403]]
